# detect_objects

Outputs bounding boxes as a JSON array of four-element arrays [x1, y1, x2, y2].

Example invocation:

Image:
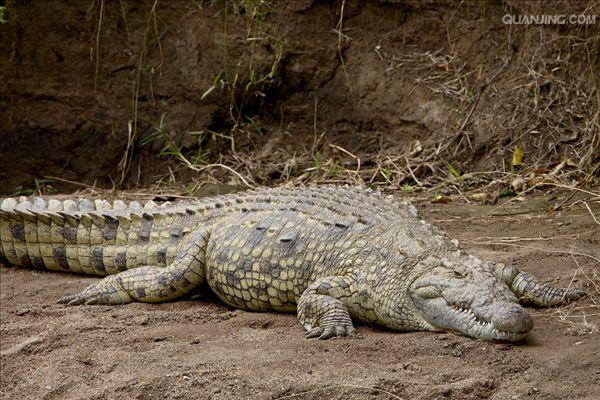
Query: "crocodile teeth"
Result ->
[[453, 305, 490, 327]]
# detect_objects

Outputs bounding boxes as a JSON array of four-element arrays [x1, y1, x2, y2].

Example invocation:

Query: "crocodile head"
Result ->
[[409, 257, 533, 341]]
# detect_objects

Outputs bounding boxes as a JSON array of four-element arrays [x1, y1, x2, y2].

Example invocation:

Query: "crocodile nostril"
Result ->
[[492, 304, 533, 333]]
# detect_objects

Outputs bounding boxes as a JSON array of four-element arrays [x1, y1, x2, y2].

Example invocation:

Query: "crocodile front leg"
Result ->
[[297, 275, 357, 339], [59, 230, 209, 305], [494, 264, 586, 306]]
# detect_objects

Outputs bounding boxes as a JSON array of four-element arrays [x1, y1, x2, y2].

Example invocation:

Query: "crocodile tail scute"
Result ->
[[0, 196, 184, 275]]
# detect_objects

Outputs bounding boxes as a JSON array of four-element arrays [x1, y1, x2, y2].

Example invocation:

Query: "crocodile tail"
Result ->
[[493, 263, 586, 306], [0, 196, 190, 276]]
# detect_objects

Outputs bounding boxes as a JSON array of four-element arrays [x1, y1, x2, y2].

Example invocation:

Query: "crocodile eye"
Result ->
[[453, 271, 465, 278]]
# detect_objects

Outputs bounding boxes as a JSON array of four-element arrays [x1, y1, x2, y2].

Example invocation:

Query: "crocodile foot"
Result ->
[[297, 276, 359, 340]]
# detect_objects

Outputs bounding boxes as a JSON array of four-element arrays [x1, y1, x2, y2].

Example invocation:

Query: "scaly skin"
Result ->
[[0, 186, 585, 341]]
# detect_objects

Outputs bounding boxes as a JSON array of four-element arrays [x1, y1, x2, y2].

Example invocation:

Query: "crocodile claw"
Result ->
[[305, 323, 356, 340], [58, 276, 133, 306], [57, 293, 79, 305]]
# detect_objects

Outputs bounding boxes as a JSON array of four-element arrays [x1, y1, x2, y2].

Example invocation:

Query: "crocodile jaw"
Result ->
[[410, 286, 533, 341], [445, 302, 532, 341]]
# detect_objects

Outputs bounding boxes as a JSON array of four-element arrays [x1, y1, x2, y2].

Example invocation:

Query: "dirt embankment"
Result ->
[[1, 1, 598, 194]]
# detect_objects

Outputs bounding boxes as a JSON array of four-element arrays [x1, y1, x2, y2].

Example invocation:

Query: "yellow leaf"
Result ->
[[432, 195, 453, 204], [512, 147, 524, 166], [469, 193, 487, 202]]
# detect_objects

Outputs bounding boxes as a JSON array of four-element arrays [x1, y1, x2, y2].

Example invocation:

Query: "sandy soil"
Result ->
[[1, 195, 599, 400]]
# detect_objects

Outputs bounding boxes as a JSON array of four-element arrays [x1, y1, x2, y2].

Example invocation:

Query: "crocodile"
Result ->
[[0, 186, 585, 341]]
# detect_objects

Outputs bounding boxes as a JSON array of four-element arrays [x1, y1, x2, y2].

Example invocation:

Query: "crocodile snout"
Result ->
[[492, 303, 533, 333]]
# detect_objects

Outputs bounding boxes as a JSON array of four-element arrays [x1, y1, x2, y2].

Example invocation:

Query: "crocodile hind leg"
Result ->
[[494, 264, 586, 306], [297, 276, 357, 339], [59, 230, 209, 305]]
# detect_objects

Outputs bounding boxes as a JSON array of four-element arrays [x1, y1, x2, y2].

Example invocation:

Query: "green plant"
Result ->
[[327, 161, 342, 178], [499, 187, 517, 198], [188, 130, 211, 165], [141, 114, 180, 158], [142, 114, 210, 166], [0, 6, 7, 24], [446, 162, 464, 183], [12, 179, 55, 196], [242, 115, 264, 134], [402, 184, 414, 193], [380, 167, 391, 182], [312, 149, 322, 170], [201, 70, 225, 100]]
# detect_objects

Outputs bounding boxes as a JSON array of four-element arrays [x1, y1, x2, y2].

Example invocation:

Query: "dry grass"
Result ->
[[182, 19, 598, 203], [553, 260, 600, 337]]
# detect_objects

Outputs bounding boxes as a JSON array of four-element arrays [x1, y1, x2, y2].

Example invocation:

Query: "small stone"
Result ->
[[511, 176, 527, 192], [527, 387, 539, 395]]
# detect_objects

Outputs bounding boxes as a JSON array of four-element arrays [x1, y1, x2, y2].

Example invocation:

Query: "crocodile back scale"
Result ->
[[0, 186, 585, 341]]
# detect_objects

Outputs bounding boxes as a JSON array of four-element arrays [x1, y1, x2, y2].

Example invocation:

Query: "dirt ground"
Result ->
[[1, 194, 598, 400]]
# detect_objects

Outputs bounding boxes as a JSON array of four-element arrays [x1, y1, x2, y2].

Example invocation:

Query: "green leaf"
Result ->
[[0, 7, 7, 24], [447, 162, 463, 183], [201, 71, 223, 101], [499, 187, 517, 198]]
